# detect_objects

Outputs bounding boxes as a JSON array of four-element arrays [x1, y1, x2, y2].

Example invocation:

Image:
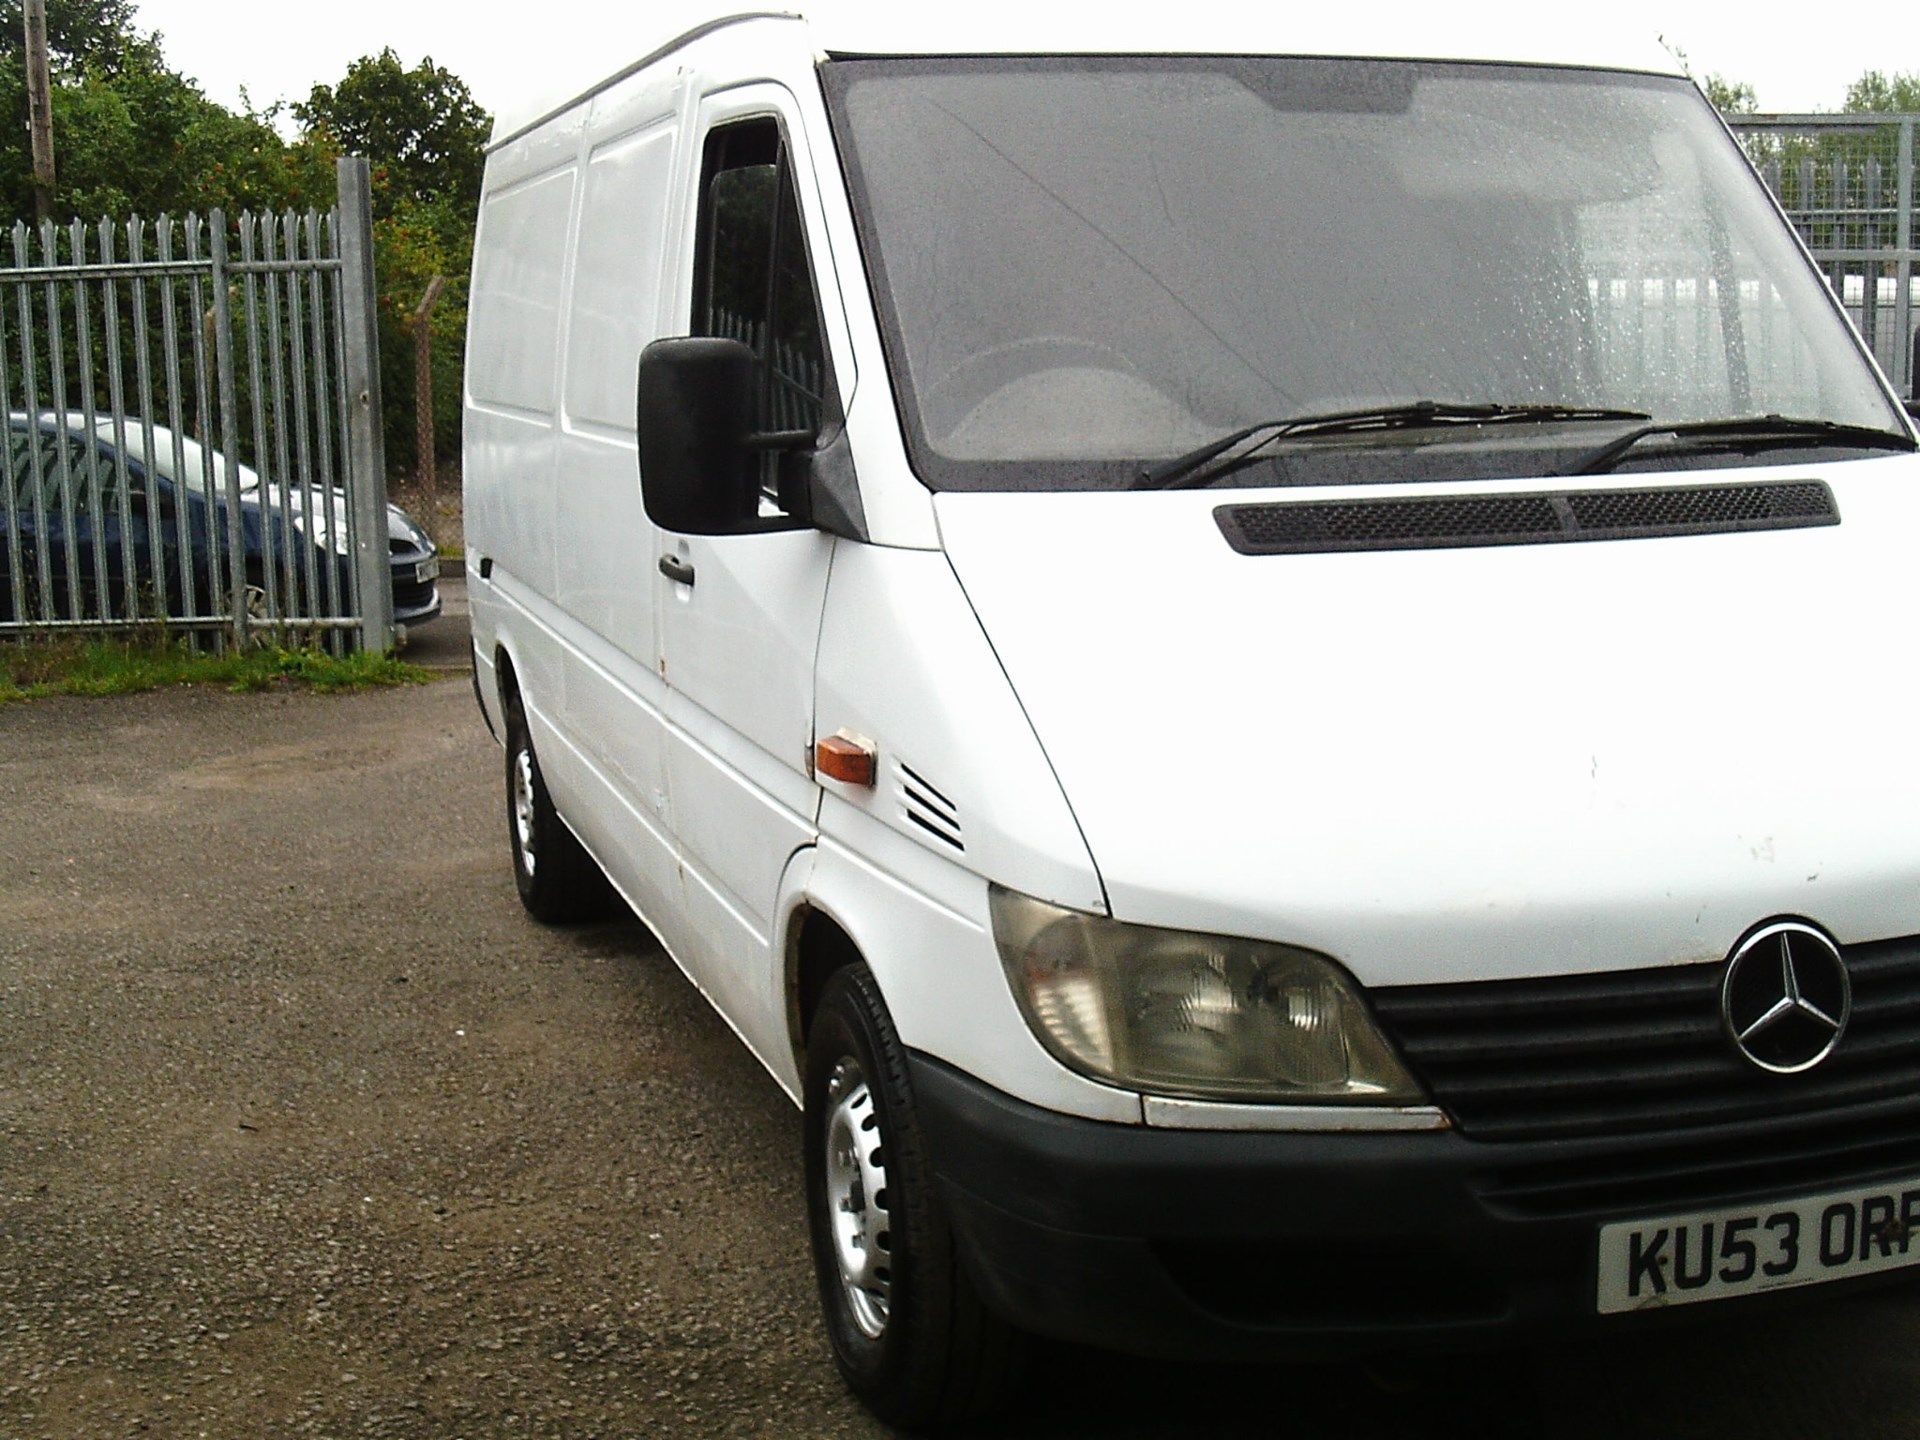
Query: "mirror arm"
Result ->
[[744, 428, 817, 453], [800, 424, 868, 542]]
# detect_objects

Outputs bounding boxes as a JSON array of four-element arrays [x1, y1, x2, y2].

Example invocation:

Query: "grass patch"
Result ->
[[0, 637, 430, 704]]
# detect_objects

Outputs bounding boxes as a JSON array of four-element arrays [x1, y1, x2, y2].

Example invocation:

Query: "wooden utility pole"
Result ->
[[23, 0, 55, 224], [411, 274, 447, 509]]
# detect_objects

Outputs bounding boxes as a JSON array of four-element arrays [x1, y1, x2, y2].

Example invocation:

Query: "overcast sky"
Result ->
[[127, 0, 1916, 125]]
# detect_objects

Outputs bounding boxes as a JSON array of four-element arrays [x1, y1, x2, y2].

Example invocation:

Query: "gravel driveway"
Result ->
[[5, 611, 1920, 1438]]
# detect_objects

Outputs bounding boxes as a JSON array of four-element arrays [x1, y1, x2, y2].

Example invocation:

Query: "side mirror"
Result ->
[[637, 337, 757, 534], [636, 336, 814, 535], [1906, 398, 1920, 423]]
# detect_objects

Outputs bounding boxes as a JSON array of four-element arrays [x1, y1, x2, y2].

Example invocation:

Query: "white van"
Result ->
[[464, 8, 1920, 1427]]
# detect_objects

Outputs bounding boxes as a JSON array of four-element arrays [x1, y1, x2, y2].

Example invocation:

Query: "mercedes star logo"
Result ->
[[1721, 921, 1851, 1074]]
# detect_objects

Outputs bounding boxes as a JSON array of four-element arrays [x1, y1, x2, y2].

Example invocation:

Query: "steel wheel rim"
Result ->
[[239, 583, 275, 646], [512, 748, 537, 876], [823, 1056, 891, 1339]]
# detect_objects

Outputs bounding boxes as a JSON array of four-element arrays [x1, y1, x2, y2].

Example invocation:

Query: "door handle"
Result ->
[[658, 554, 696, 587]]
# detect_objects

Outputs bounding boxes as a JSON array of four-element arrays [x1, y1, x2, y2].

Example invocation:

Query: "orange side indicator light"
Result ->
[[815, 732, 877, 788]]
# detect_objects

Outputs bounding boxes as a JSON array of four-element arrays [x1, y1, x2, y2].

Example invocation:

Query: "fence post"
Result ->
[[412, 273, 446, 512], [23, 0, 54, 225], [1898, 118, 1914, 398], [209, 212, 249, 650], [336, 156, 394, 654]]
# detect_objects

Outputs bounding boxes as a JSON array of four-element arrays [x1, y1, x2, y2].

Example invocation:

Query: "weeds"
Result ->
[[0, 637, 430, 704]]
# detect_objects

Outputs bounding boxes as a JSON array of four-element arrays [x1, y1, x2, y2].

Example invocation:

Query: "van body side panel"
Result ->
[[467, 164, 576, 607], [812, 541, 1107, 917], [550, 75, 685, 937], [466, 114, 584, 761]]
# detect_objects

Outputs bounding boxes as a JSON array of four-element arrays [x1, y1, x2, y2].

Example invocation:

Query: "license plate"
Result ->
[[1597, 1177, 1920, 1313], [415, 557, 439, 585]]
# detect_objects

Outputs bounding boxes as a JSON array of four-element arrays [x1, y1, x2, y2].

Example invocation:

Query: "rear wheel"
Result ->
[[804, 964, 1023, 1430], [502, 687, 617, 923]]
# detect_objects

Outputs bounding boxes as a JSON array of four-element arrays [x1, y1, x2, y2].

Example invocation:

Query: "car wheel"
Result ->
[[804, 964, 1023, 1430], [502, 687, 618, 924], [232, 573, 275, 646]]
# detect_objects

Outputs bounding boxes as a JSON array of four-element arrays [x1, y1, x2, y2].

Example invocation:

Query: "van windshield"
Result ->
[[822, 57, 1907, 492]]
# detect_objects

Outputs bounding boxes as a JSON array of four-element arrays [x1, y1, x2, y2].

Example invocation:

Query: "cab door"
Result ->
[[655, 90, 843, 1073]]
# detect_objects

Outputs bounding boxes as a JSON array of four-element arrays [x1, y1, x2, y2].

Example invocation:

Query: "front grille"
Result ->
[[391, 578, 436, 610], [1476, 1095, 1920, 1220], [1215, 479, 1838, 555], [1372, 935, 1920, 1144]]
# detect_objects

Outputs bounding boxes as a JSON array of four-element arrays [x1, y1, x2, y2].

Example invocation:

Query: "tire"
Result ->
[[502, 687, 617, 924], [804, 964, 1023, 1431]]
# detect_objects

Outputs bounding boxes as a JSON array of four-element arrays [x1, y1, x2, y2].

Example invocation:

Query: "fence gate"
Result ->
[[0, 156, 391, 651], [1731, 114, 1918, 399]]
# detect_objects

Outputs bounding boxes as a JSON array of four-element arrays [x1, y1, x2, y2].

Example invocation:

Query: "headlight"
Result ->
[[287, 512, 351, 556], [990, 886, 1423, 1105]]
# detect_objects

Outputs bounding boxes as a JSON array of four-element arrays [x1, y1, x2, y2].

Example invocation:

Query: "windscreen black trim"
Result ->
[[1215, 479, 1839, 555]]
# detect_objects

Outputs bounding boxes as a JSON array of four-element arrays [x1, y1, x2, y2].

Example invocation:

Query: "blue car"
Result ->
[[0, 414, 439, 631]]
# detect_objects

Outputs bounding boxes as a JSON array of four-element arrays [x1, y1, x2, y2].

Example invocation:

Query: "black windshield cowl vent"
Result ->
[[1216, 480, 1839, 556], [899, 763, 963, 852]]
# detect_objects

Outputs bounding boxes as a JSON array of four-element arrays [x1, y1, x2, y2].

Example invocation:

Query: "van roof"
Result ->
[[488, 4, 1686, 152]]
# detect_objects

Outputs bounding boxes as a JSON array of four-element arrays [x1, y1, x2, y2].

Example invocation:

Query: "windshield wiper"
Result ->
[[1132, 402, 1653, 491], [1563, 414, 1917, 477]]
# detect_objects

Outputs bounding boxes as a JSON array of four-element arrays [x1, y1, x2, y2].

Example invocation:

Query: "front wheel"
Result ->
[[502, 689, 617, 923], [803, 965, 1023, 1430]]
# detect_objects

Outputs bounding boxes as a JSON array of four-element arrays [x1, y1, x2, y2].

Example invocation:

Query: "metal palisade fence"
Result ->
[[0, 156, 392, 652], [708, 304, 828, 432], [1731, 114, 1918, 398]]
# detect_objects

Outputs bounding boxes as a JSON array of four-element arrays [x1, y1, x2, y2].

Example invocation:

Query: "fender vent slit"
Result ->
[[904, 808, 964, 851], [897, 762, 963, 852], [900, 764, 957, 814]]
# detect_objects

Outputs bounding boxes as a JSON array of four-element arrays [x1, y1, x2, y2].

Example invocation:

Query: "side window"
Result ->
[[51, 435, 111, 512], [692, 119, 830, 446], [0, 430, 31, 511], [22, 433, 77, 514]]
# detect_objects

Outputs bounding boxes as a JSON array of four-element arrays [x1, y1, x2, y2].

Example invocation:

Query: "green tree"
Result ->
[[295, 50, 489, 216], [0, 0, 151, 74], [295, 50, 490, 490], [1844, 71, 1920, 113], [0, 0, 330, 222], [0, 4, 489, 501], [1703, 74, 1758, 115], [1662, 39, 1758, 115]]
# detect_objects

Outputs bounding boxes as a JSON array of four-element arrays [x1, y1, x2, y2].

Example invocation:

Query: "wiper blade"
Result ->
[[1563, 414, 1917, 477], [1132, 402, 1653, 491]]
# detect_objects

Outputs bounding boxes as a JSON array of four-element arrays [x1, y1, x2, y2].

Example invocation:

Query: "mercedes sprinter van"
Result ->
[[465, 9, 1920, 1427]]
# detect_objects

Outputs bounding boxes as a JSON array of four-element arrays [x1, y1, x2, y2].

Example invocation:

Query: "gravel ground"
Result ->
[[6, 599, 1920, 1438]]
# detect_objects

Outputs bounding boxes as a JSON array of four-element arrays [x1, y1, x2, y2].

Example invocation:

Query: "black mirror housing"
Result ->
[[637, 337, 760, 535]]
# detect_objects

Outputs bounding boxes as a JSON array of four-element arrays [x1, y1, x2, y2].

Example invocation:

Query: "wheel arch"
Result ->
[[779, 854, 871, 1083], [492, 635, 526, 716], [774, 839, 1143, 1126]]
